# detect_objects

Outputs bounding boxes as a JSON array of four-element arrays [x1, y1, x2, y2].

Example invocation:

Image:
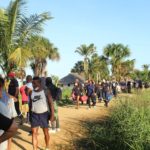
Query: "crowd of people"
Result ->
[[72, 78, 148, 109], [0, 73, 61, 150], [72, 79, 117, 109], [0, 72, 148, 150]]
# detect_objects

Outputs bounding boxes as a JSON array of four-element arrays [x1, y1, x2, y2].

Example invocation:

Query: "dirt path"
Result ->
[[12, 102, 112, 150]]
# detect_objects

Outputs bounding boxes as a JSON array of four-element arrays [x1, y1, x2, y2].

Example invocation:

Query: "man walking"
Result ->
[[29, 77, 54, 150], [8, 72, 23, 124]]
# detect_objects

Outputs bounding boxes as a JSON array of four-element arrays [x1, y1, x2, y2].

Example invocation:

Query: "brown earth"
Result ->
[[12, 102, 113, 150]]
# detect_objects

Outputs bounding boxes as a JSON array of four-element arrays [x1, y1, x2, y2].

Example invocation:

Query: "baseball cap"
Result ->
[[8, 72, 15, 78]]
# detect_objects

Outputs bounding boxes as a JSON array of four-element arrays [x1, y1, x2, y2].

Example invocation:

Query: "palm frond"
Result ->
[[8, 47, 32, 68]]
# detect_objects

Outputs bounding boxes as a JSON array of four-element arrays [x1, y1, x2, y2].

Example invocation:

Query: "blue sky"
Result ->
[[1, 0, 150, 78]]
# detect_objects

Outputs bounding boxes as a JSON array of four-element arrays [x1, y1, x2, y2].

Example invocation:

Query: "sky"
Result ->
[[0, 0, 150, 78]]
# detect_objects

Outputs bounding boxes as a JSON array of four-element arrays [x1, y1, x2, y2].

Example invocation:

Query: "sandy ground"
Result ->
[[11, 101, 111, 150]]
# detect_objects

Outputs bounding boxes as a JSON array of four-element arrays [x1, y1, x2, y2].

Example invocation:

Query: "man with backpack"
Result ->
[[45, 77, 62, 133], [29, 77, 54, 150]]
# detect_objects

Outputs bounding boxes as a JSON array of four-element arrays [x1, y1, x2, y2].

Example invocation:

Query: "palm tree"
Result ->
[[142, 64, 150, 82], [119, 59, 135, 78], [29, 36, 60, 76], [51, 75, 59, 86], [142, 64, 150, 71], [0, 0, 52, 76], [75, 43, 96, 79], [71, 61, 84, 75], [103, 43, 131, 81], [89, 54, 109, 81]]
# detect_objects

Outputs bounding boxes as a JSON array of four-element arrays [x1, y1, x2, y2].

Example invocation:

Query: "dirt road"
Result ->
[[12, 102, 111, 150]]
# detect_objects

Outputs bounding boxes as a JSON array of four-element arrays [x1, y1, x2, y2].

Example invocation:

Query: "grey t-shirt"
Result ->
[[31, 90, 48, 114]]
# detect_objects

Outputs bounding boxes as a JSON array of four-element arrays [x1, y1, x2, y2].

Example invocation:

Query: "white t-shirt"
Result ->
[[31, 90, 48, 114], [26, 82, 33, 90]]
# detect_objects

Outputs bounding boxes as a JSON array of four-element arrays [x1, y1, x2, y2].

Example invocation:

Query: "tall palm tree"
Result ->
[[29, 36, 60, 76], [75, 43, 96, 79], [103, 43, 131, 81], [71, 61, 84, 75], [0, 0, 52, 75], [89, 54, 109, 81]]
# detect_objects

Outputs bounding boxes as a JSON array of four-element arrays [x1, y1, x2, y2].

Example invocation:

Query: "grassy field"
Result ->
[[75, 90, 150, 150]]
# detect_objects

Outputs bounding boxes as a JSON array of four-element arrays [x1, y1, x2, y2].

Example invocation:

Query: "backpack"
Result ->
[[47, 84, 62, 101], [55, 87, 62, 101]]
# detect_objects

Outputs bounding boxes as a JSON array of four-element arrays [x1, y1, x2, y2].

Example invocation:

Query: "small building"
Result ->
[[59, 73, 85, 87]]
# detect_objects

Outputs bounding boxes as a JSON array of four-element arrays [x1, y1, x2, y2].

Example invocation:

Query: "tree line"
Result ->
[[72, 43, 150, 82], [0, 0, 59, 79]]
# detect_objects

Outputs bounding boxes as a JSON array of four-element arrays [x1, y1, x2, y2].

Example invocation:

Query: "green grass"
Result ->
[[58, 87, 73, 106], [76, 90, 150, 150]]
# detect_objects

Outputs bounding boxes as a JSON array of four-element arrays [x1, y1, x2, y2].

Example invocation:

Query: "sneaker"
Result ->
[[56, 128, 61, 132], [49, 129, 56, 134]]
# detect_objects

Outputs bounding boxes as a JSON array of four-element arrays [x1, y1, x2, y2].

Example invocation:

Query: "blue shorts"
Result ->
[[31, 111, 49, 128]]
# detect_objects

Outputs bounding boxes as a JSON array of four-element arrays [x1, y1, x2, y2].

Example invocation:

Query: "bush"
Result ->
[[58, 87, 73, 106], [82, 91, 150, 150], [62, 87, 72, 99]]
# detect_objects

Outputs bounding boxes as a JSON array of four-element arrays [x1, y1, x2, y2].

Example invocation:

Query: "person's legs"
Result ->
[[32, 127, 39, 150], [15, 101, 24, 125], [56, 117, 60, 130], [7, 138, 12, 150], [14, 101, 21, 116], [76, 96, 80, 109], [87, 96, 91, 108], [43, 128, 50, 149], [92, 96, 96, 106]]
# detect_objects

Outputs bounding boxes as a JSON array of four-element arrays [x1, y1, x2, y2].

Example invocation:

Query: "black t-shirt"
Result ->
[[73, 85, 82, 96], [0, 113, 13, 131], [8, 78, 19, 97]]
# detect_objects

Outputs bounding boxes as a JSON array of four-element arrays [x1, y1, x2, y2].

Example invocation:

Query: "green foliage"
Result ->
[[51, 75, 59, 86], [72, 53, 109, 81], [62, 87, 72, 99], [71, 61, 84, 75], [0, 0, 59, 76], [131, 65, 150, 82], [103, 43, 134, 81], [81, 91, 150, 150], [75, 43, 96, 79], [58, 87, 73, 106], [28, 36, 59, 76]]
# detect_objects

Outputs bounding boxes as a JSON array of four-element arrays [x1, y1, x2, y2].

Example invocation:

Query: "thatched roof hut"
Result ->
[[59, 73, 85, 86]]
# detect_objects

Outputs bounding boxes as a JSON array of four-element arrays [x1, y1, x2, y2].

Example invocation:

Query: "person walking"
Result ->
[[8, 72, 24, 124], [45, 77, 61, 133], [102, 80, 111, 107], [72, 79, 83, 109], [20, 81, 28, 118], [29, 77, 54, 150], [86, 80, 96, 109], [0, 77, 18, 147]]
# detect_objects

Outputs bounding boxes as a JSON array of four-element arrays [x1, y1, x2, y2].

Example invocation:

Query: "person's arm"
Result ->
[[28, 91, 32, 113], [14, 80, 19, 98], [0, 114, 18, 143], [47, 90, 54, 122], [15, 87, 19, 98]]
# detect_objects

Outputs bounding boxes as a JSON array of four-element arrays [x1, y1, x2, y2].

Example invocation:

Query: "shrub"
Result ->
[[83, 91, 150, 150]]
